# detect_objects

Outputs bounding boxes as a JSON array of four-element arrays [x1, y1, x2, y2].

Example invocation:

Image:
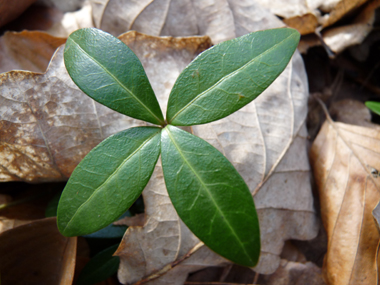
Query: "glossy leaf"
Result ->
[[77, 244, 120, 285], [57, 127, 161, 237], [365, 101, 380, 116], [64, 28, 164, 125], [161, 125, 260, 267], [166, 28, 300, 126]]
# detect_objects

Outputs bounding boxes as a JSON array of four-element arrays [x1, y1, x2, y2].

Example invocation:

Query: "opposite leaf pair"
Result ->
[[57, 27, 300, 267]]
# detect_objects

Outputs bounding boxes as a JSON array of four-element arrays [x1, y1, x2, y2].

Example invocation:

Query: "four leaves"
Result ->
[[57, 27, 300, 267]]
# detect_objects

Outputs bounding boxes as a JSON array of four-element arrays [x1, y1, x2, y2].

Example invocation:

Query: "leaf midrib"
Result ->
[[165, 127, 254, 264], [69, 38, 163, 125], [168, 31, 297, 123], [62, 129, 160, 233]]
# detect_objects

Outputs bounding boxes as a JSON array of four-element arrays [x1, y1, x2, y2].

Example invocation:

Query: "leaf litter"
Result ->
[[0, 1, 377, 284]]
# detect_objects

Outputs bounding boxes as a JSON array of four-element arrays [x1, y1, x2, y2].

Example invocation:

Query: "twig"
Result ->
[[133, 242, 205, 285]]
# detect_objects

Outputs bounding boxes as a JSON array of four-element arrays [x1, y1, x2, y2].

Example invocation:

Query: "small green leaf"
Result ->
[[161, 125, 260, 266], [64, 28, 164, 125], [366, 101, 380, 116], [76, 244, 120, 285], [167, 28, 300, 126], [57, 127, 161, 237]]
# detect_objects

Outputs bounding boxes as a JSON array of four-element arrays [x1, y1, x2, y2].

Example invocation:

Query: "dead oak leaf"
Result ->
[[310, 117, 380, 284], [0, 30, 66, 73], [0, 217, 77, 285]]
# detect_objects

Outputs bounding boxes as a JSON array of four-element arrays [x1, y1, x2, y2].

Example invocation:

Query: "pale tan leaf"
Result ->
[[0, 217, 77, 285], [328, 99, 378, 128], [0, 44, 140, 182], [46, 1, 94, 38], [322, 0, 380, 54], [262, 260, 326, 285], [310, 119, 380, 284], [0, 31, 66, 73], [93, 0, 236, 43]]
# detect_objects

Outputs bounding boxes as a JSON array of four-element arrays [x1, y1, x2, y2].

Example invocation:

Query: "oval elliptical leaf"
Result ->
[[57, 127, 161, 237], [64, 28, 164, 125], [166, 28, 300, 126], [161, 125, 260, 266]]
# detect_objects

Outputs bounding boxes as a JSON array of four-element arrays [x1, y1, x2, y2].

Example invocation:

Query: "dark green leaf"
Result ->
[[161, 125, 260, 267], [45, 192, 61, 217], [64, 28, 164, 125], [166, 28, 300, 126], [76, 244, 119, 285], [366, 101, 380, 116], [57, 127, 161, 237], [83, 210, 130, 239]]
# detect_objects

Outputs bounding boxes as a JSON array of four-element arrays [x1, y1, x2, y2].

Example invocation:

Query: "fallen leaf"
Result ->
[[321, 0, 370, 28], [0, 217, 77, 285], [310, 117, 380, 284], [261, 260, 326, 285], [114, 213, 146, 227], [322, 0, 380, 54], [328, 99, 377, 128], [0, 42, 142, 182], [46, 1, 94, 38], [373, 201, 380, 233], [0, 8, 318, 283], [38, 0, 86, 12], [0, 30, 66, 73], [0, 0, 37, 27], [283, 13, 319, 36], [91, 0, 236, 44]]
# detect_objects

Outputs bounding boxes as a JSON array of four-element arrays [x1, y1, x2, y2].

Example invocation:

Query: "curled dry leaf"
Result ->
[[322, 0, 380, 54], [0, 30, 66, 73], [310, 117, 380, 284], [0, 217, 77, 285]]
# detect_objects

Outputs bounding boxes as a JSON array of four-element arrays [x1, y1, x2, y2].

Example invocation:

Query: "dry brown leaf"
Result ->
[[328, 99, 377, 128], [310, 117, 380, 284], [283, 13, 319, 36], [261, 260, 326, 285], [0, 0, 37, 27], [0, 217, 77, 285], [373, 202, 380, 233], [37, 0, 86, 12], [321, 0, 370, 27], [112, 5, 318, 284], [0, 30, 66, 73], [322, 0, 380, 54]]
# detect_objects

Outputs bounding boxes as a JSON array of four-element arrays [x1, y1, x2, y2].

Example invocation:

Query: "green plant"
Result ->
[[366, 101, 380, 116], [57, 27, 300, 267]]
